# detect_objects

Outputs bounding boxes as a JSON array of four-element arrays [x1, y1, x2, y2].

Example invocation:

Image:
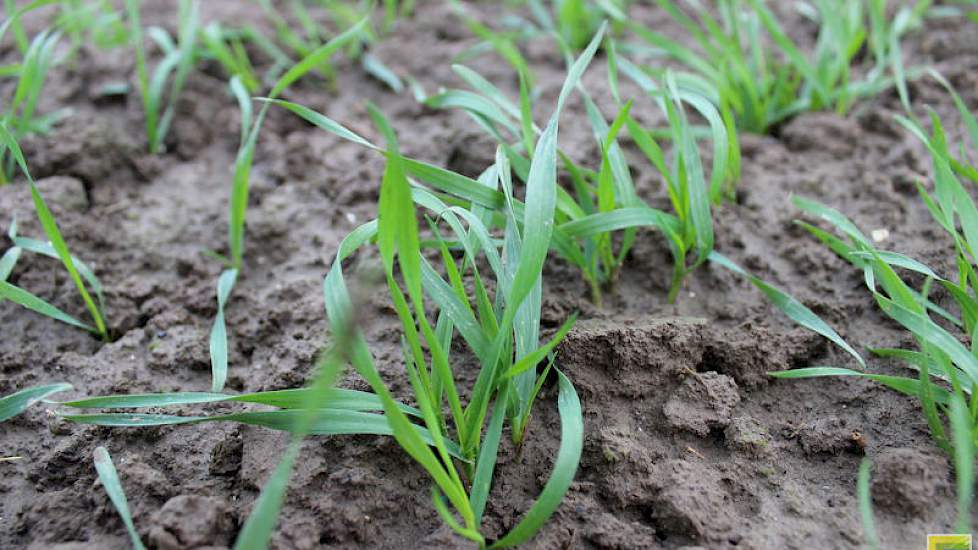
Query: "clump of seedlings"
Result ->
[[0, 16, 65, 182], [763, 78, 978, 535], [627, 0, 930, 133], [0, 2, 972, 549], [125, 0, 200, 153]]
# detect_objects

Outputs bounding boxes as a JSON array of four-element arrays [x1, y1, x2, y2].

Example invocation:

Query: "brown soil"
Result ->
[[2, 2, 977, 549]]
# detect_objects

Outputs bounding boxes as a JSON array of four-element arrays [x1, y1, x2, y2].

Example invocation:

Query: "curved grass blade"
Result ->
[[471, 384, 509, 526], [0, 280, 95, 332], [0, 124, 106, 338], [770, 366, 948, 403], [93, 447, 147, 550], [489, 370, 583, 548], [233, 441, 299, 550], [950, 394, 974, 534], [0, 0, 58, 48], [268, 18, 367, 99], [0, 245, 20, 285], [0, 382, 71, 422], [502, 314, 577, 380], [10, 236, 106, 313], [229, 76, 253, 146], [63, 409, 463, 458], [153, 0, 199, 150], [61, 387, 421, 417], [559, 207, 681, 240], [362, 54, 403, 93], [710, 251, 865, 367], [875, 293, 978, 384]]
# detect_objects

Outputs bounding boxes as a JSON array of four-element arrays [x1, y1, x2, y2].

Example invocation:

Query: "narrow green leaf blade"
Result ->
[[0, 382, 71, 422], [490, 370, 583, 548], [93, 447, 147, 550], [209, 268, 238, 392], [710, 251, 865, 367]]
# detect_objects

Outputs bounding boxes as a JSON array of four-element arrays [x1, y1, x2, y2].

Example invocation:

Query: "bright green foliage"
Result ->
[[39, 34, 598, 540], [201, 23, 261, 93], [264, 28, 604, 546], [703, 83, 976, 534], [316, 138, 584, 548], [780, 195, 975, 457], [57, 0, 129, 51], [0, 382, 71, 422], [93, 447, 147, 550], [0, 126, 109, 339], [630, 0, 929, 133], [762, 100, 978, 531], [250, 0, 405, 93], [208, 20, 367, 393], [415, 33, 737, 304], [0, 23, 65, 182], [534, 0, 629, 51], [125, 0, 200, 154], [611, 53, 738, 302], [857, 458, 879, 550]]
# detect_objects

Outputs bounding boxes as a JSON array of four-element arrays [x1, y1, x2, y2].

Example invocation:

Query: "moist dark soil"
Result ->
[[2, 2, 977, 549]]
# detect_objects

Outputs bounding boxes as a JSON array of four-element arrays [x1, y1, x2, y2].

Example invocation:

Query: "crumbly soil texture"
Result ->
[[2, 2, 977, 549]]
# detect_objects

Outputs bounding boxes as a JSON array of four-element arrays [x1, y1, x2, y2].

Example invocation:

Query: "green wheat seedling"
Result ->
[[201, 23, 261, 93], [756, 100, 978, 531], [318, 34, 599, 543], [609, 47, 739, 301], [0, 23, 66, 183], [414, 34, 736, 304], [261, 27, 606, 546], [628, 0, 928, 134], [93, 447, 147, 550], [83, 328, 353, 550], [56, 0, 130, 52], [526, 0, 629, 52], [252, 0, 404, 93], [125, 0, 199, 154], [0, 126, 108, 340], [209, 21, 367, 393], [317, 147, 583, 547], [11, 40, 595, 537]]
